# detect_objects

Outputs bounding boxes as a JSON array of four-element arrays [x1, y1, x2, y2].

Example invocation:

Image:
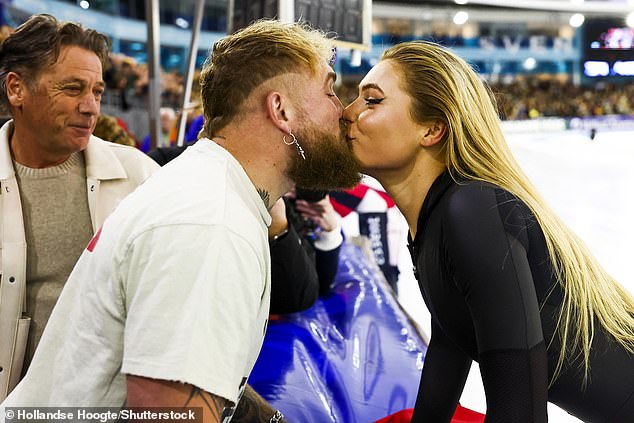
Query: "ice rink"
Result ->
[[396, 128, 634, 422]]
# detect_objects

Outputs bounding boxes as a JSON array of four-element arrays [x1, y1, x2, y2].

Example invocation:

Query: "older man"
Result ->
[[1, 18, 360, 423], [0, 14, 158, 401]]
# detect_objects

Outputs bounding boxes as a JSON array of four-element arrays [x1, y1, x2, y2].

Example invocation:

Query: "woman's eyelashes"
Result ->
[[365, 97, 384, 105]]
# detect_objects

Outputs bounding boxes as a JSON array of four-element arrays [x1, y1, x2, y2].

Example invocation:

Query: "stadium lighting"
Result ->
[[454, 0, 468, 4], [523, 57, 537, 71], [79, 0, 90, 9], [614, 61, 634, 76], [175, 17, 189, 29], [453, 11, 469, 25], [569, 13, 585, 28], [584, 61, 609, 77], [627, 12, 634, 28]]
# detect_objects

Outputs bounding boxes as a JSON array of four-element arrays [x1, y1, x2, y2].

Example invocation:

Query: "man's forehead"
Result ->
[[51, 46, 102, 70], [57, 75, 106, 85], [40, 54, 103, 82], [39, 68, 104, 84]]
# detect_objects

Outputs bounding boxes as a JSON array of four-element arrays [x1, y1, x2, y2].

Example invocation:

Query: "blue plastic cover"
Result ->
[[249, 242, 427, 422]]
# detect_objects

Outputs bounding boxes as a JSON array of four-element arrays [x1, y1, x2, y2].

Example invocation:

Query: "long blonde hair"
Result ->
[[382, 41, 634, 383]]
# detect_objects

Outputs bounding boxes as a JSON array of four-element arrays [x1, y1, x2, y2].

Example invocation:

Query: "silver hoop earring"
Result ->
[[283, 134, 295, 145], [283, 131, 306, 160]]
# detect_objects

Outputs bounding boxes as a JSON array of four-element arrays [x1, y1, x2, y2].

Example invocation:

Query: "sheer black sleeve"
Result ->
[[411, 321, 472, 423]]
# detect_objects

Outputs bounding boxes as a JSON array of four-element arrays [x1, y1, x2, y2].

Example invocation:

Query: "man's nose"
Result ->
[[334, 95, 344, 113], [78, 93, 100, 115]]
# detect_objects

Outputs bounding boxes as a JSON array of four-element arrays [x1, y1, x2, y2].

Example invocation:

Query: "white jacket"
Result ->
[[0, 120, 159, 400]]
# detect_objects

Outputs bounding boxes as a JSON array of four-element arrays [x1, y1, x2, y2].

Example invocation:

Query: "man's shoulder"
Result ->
[[86, 136, 159, 178], [88, 135, 150, 160]]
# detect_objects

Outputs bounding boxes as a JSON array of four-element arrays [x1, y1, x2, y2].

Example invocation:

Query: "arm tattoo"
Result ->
[[257, 188, 270, 209], [231, 385, 286, 423], [184, 386, 226, 421]]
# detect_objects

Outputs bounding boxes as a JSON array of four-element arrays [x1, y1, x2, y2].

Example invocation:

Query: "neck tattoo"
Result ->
[[256, 188, 270, 209]]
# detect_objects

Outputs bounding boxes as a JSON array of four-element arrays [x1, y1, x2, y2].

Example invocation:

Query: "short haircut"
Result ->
[[199, 19, 335, 138], [0, 14, 110, 113]]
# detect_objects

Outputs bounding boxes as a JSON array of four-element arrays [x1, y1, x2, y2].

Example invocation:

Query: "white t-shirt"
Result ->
[[1, 140, 272, 419]]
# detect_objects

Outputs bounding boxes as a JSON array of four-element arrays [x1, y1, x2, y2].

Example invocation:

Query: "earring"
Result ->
[[283, 132, 306, 160], [282, 134, 294, 145]]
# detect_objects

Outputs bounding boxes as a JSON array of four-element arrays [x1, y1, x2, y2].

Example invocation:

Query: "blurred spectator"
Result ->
[[159, 107, 176, 140], [161, 70, 184, 107], [169, 102, 202, 145], [93, 114, 136, 147], [185, 113, 204, 143], [106, 55, 139, 110], [140, 106, 176, 151], [0, 24, 13, 43]]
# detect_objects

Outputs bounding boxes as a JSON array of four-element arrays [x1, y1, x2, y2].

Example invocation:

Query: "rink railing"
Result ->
[[501, 115, 634, 134]]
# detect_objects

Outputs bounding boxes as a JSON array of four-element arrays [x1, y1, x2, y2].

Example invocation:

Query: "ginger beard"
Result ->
[[286, 120, 362, 191]]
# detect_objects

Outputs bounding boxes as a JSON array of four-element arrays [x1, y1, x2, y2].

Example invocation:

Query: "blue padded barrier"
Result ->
[[249, 241, 427, 422]]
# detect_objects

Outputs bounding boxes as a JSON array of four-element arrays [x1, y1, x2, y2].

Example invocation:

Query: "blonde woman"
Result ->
[[343, 41, 634, 422]]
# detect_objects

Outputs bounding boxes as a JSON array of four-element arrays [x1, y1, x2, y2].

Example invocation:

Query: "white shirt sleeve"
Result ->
[[117, 223, 267, 405], [313, 221, 343, 251]]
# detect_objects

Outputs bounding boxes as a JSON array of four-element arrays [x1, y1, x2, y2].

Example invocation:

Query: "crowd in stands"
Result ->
[[103, 53, 189, 111], [491, 77, 634, 120], [99, 53, 203, 150]]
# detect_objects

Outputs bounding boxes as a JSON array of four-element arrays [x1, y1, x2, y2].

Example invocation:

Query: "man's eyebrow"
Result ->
[[360, 83, 384, 94], [59, 77, 106, 88], [58, 77, 85, 84]]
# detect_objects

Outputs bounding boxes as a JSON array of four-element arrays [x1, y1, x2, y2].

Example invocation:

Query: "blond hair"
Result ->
[[199, 19, 335, 137], [382, 41, 634, 384]]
